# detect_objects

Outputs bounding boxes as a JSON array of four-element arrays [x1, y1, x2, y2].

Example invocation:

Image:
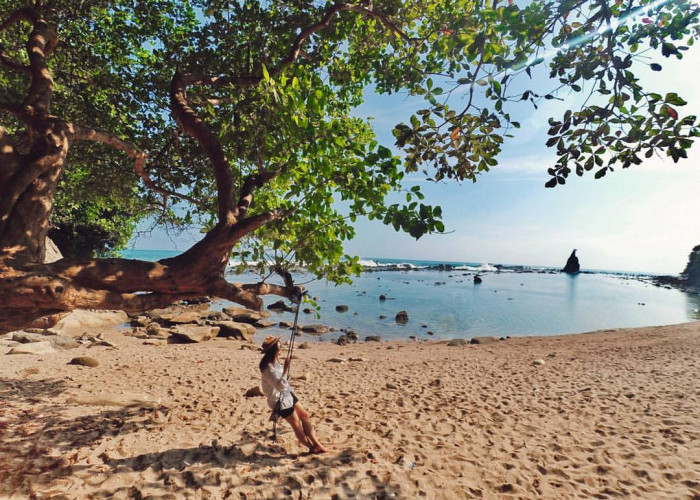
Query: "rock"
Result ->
[[44, 237, 63, 263], [562, 249, 581, 274], [169, 325, 219, 343], [53, 309, 129, 336], [681, 244, 700, 288], [222, 307, 263, 324], [126, 327, 149, 339], [146, 323, 171, 338], [327, 358, 345, 363], [473, 275, 482, 284], [206, 311, 229, 322], [532, 359, 545, 366], [335, 305, 349, 312], [169, 311, 203, 324], [279, 321, 293, 329], [470, 336, 500, 345], [336, 335, 351, 346], [213, 321, 255, 341], [303, 308, 312, 314], [69, 356, 100, 367], [147, 304, 209, 324], [11, 331, 49, 344], [300, 324, 329, 335], [131, 315, 150, 327], [346, 331, 358, 340], [379, 294, 387, 301], [365, 335, 381, 342], [379, 315, 387, 319], [395, 311, 409, 324], [244, 386, 264, 397], [7, 341, 55, 355], [267, 300, 294, 313], [253, 320, 277, 329], [349, 357, 364, 362], [447, 339, 468, 347]]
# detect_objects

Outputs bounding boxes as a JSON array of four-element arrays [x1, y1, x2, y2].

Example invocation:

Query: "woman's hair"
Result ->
[[259, 341, 279, 372]]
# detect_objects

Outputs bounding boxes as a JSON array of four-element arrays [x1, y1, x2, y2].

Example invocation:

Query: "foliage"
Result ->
[[1, 0, 698, 283]]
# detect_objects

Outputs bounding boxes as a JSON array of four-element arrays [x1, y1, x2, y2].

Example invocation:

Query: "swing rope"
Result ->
[[272, 288, 306, 442]]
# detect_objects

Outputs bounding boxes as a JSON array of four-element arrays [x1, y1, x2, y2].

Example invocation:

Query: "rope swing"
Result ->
[[272, 287, 306, 442]]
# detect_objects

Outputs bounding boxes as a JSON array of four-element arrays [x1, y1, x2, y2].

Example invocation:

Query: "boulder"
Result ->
[[470, 336, 500, 345], [681, 244, 700, 287], [130, 316, 150, 328], [364, 335, 381, 342], [222, 307, 264, 323], [146, 323, 171, 338], [300, 324, 329, 335], [395, 311, 409, 324], [206, 311, 230, 322], [169, 325, 219, 343], [335, 305, 349, 313], [168, 311, 204, 324], [213, 321, 255, 340], [336, 335, 351, 346], [69, 356, 100, 367], [44, 237, 63, 263], [147, 304, 209, 324], [562, 249, 580, 274], [11, 331, 79, 350], [254, 320, 277, 329], [267, 300, 294, 313], [447, 339, 468, 347], [7, 341, 55, 355], [53, 309, 129, 336]]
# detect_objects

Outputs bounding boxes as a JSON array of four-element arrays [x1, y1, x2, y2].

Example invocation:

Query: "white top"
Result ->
[[261, 361, 294, 412]]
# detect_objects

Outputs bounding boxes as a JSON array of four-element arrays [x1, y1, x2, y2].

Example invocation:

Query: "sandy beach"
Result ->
[[1, 320, 699, 499]]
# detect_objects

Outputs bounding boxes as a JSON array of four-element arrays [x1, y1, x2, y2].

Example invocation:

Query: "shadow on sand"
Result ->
[[1, 377, 398, 499]]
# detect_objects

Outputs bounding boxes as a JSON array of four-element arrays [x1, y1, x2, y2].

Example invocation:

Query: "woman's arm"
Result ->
[[282, 355, 291, 378]]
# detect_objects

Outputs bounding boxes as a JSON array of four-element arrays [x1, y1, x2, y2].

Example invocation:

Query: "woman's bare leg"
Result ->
[[294, 404, 327, 453], [284, 410, 313, 451]]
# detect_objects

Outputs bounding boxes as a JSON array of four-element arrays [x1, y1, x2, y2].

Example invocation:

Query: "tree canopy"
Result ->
[[0, 0, 698, 332]]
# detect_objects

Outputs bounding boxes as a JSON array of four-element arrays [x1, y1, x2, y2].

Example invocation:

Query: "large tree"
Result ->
[[0, 0, 697, 333]]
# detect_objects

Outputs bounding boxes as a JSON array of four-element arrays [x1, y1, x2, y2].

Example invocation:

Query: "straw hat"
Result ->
[[261, 335, 280, 353]]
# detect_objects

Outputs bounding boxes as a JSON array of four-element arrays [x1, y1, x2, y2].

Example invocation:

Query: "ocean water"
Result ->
[[121, 250, 699, 341]]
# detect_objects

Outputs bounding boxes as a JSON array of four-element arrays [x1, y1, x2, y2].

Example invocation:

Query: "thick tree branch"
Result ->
[[170, 71, 235, 223], [208, 279, 298, 311], [235, 169, 280, 218], [69, 124, 205, 208], [24, 13, 56, 115]]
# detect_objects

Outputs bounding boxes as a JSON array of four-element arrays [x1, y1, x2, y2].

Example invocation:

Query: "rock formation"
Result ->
[[681, 244, 700, 287], [562, 249, 580, 274]]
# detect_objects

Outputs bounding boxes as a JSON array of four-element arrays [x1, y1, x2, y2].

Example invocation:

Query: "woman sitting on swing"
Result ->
[[259, 335, 327, 454]]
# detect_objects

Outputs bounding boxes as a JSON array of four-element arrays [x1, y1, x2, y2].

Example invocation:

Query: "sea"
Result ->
[[121, 250, 699, 342]]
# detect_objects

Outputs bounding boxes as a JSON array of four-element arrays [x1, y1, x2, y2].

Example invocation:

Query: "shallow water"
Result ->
[[121, 250, 698, 341]]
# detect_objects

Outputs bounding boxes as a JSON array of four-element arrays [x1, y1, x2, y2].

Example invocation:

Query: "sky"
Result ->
[[132, 12, 700, 276]]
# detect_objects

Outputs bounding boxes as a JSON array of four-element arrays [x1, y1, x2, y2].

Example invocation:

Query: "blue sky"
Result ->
[[132, 24, 699, 276]]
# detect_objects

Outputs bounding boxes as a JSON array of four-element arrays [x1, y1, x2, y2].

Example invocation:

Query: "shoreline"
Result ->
[[2, 321, 699, 499]]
